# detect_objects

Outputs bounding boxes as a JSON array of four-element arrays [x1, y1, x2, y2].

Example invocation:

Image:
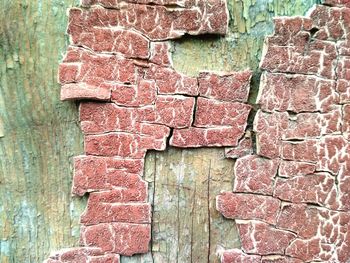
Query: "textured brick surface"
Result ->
[[48, 0, 350, 262]]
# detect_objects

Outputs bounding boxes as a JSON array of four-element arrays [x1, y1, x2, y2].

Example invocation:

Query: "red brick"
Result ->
[[53, 1, 350, 261], [73, 155, 108, 195], [339, 174, 350, 211], [48, 247, 101, 261], [84, 133, 140, 158], [237, 220, 296, 255], [337, 79, 350, 103], [198, 71, 252, 102], [216, 192, 280, 224], [269, 16, 313, 46], [335, 55, 350, 102], [80, 223, 114, 253], [89, 254, 120, 263], [310, 5, 349, 41], [75, 155, 144, 174], [62, 46, 82, 62], [336, 214, 350, 262], [282, 110, 342, 140], [80, 102, 171, 138], [233, 155, 279, 195], [82, 0, 193, 7], [139, 123, 171, 140]]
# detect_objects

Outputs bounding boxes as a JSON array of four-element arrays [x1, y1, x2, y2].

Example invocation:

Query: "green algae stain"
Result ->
[[172, 0, 319, 76]]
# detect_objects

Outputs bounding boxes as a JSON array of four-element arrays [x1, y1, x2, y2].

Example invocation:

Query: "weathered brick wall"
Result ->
[[46, 0, 350, 262]]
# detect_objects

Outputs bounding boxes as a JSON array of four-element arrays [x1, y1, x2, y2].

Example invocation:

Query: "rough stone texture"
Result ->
[[217, 1, 350, 262], [52, 0, 350, 262]]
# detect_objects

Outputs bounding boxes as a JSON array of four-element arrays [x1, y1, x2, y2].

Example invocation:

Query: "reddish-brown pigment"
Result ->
[[46, 0, 350, 262]]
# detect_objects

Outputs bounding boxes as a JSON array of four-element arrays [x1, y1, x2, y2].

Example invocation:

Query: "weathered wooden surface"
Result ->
[[149, 148, 238, 263], [0, 1, 85, 262], [119, 148, 238, 263], [0, 0, 318, 262], [173, 0, 320, 76]]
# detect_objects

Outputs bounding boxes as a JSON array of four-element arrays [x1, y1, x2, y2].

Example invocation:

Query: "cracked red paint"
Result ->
[[46, 0, 350, 262], [218, 0, 350, 262]]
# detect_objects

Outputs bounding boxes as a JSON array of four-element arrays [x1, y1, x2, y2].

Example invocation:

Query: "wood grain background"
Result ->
[[0, 0, 319, 262]]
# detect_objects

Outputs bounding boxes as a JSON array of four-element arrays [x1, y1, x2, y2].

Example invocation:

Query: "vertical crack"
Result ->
[[176, 150, 183, 263], [150, 153, 157, 263], [191, 95, 199, 127], [207, 160, 212, 263], [190, 182, 196, 263]]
